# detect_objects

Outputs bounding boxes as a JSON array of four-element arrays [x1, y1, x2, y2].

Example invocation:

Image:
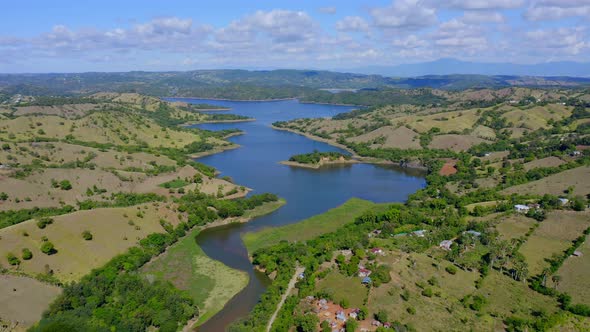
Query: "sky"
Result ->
[[0, 0, 589, 73]]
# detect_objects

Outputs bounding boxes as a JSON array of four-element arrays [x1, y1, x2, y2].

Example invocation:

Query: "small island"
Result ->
[[280, 151, 359, 169]]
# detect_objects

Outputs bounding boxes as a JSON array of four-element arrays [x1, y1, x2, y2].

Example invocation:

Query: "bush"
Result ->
[[40, 241, 56, 255], [375, 310, 389, 323], [36, 217, 54, 229], [7, 252, 20, 265], [407, 306, 416, 315], [421, 288, 433, 297], [59, 180, 72, 190], [446, 265, 458, 275], [22, 248, 33, 260], [82, 230, 93, 241]]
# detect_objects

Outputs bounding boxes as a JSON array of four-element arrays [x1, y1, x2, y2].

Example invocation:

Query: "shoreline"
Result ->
[[183, 118, 255, 126], [279, 159, 360, 169], [271, 126, 428, 171], [190, 143, 241, 159], [165, 96, 298, 102]]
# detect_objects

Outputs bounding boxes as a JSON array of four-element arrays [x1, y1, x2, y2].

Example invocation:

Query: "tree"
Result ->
[[59, 180, 72, 190], [345, 319, 358, 332], [320, 320, 330, 332], [296, 314, 319, 332], [82, 230, 93, 241], [22, 248, 33, 260], [357, 307, 368, 320], [41, 241, 56, 255], [7, 252, 20, 265], [375, 310, 388, 323], [571, 196, 586, 211]]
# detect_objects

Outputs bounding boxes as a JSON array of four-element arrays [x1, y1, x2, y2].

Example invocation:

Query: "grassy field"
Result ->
[[0, 203, 181, 281], [316, 270, 369, 308], [242, 198, 376, 254], [495, 213, 537, 240], [556, 238, 590, 306], [502, 166, 590, 196], [0, 275, 62, 330], [368, 252, 485, 331], [519, 210, 590, 275], [140, 228, 248, 326]]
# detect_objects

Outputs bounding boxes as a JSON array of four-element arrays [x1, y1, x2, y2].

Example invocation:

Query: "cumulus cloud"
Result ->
[[370, 0, 437, 30], [524, 27, 589, 55], [215, 10, 317, 45], [336, 16, 370, 32], [436, 0, 524, 10], [31, 17, 210, 56], [525, 0, 590, 21]]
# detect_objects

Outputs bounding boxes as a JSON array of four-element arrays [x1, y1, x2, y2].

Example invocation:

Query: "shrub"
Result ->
[[59, 180, 72, 190], [446, 265, 458, 275], [22, 248, 33, 260], [36, 217, 54, 229], [40, 241, 56, 255], [7, 252, 20, 265], [421, 288, 433, 297], [401, 289, 410, 301], [407, 306, 416, 315], [82, 230, 93, 241]]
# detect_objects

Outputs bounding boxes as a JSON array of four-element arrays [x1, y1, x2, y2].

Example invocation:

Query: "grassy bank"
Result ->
[[140, 228, 248, 326], [139, 198, 285, 326], [242, 198, 377, 254]]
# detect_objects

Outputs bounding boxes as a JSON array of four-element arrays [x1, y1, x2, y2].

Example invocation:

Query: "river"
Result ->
[[165, 98, 426, 331]]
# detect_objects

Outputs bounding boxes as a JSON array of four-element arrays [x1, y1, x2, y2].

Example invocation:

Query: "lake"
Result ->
[[165, 98, 426, 331]]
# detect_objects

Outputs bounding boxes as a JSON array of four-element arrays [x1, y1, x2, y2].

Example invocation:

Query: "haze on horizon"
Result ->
[[1, 0, 589, 73]]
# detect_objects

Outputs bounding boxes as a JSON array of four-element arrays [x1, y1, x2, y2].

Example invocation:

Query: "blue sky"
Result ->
[[1, 0, 589, 72]]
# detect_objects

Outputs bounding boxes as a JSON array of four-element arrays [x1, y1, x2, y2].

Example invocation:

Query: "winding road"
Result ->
[[266, 266, 305, 332]]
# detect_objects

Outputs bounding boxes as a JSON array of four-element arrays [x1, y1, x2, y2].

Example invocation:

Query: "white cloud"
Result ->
[[525, 1, 590, 21], [524, 27, 589, 55], [336, 16, 370, 32], [370, 0, 437, 30], [462, 11, 505, 24], [436, 0, 524, 10], [319, 7, 337, 14]]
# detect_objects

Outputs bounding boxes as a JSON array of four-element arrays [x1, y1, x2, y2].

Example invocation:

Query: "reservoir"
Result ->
[[165, 98, 426, 331]]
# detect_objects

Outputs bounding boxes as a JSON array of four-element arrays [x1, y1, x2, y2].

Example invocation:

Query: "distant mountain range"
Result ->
[[1, 69, 590, 99], [344, 58, 590, 78]]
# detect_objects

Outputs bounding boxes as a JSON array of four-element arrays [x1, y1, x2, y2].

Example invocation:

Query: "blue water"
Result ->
[[164, 98, 426, 331]]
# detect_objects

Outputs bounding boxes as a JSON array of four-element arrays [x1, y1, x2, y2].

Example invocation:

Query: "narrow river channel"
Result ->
[[165, 98, 427, 331]]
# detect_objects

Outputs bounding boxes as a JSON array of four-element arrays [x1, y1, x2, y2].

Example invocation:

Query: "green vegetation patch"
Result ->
[[243, 198, 375, 253], [316, 270, 369, 308], [140, 228, 248, 325], [159, 178, 190, 189]]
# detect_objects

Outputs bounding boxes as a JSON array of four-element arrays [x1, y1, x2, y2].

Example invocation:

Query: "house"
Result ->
[[573, 250, 583, 257], [514, 204, 530, 213], [384, 322, 392, 328], [464, 230, 482, 237], [297, 272, 305, 279], [358, 268, 372, 277], [362, 276, 372, 284], [559, 198, 569, 206], [349, 311, 358, 320], [372, 320, 382, 327], [571, 150, 582, 157], [412, 229, 427, 237], [440, 240, 453, 250], [336, 310, 347, 322], [370, 248, 384, 255]]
